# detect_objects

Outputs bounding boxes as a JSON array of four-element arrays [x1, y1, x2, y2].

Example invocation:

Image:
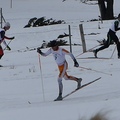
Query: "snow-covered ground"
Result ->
[[0, 0, 120, 119]]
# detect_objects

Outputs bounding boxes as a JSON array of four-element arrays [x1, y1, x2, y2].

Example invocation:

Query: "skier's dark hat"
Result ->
[[50, 40, 57, 47]]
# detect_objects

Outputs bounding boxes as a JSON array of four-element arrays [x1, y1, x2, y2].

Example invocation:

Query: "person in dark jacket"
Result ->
[[93, 14, 120, 58]]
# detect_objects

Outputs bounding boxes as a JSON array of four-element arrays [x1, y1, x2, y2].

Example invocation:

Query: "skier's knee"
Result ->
[[105, 44, 109, 48], [58, 78, 62, 83], [64, 76, 69, 80]]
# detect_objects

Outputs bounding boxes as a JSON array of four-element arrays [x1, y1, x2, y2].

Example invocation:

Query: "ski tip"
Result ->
[[96, 77, 102, 80]]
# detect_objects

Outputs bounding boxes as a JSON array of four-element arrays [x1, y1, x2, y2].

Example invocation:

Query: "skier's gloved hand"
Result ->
[[7, 46, 11, 51], [74, 59, 79, 67], [37, 47, 42, 54], [10, 36, 15, 40]]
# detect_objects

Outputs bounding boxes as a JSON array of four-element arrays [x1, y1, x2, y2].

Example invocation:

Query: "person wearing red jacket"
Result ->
[[0, 22, 15, 67]]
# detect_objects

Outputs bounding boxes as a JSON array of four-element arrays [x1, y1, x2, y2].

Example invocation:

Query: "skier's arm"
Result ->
[[0, 31, 5, 44], [0, 31, 10, 48], [4, 36, 15, 40], [1, 31, 5, 39], [37, 47, 52, 56], [62, 49, 79, 67], [114, 21, 120, 31], [0, 31, 7, 47], [1, 30, 14, 40]]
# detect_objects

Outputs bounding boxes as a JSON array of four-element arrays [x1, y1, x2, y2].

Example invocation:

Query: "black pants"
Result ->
[[97, 29, 120, 56]]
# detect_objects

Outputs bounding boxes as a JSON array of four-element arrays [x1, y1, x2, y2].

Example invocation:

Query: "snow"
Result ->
[[0, 0, 120, 119]]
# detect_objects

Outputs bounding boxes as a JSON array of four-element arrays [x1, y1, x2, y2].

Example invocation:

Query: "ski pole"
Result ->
[[110, 45, 116, 59], [110, 38, 120, 59], [0, 39, 4, 45], [78, 66, 112, 76], [3, 40, 12, 50], [38, 53, 45, 101], [111, 39, 120, 59], [76, 44, 100, 58]]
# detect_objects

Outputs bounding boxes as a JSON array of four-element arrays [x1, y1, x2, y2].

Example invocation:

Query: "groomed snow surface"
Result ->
[[0, 0, 120, 120]]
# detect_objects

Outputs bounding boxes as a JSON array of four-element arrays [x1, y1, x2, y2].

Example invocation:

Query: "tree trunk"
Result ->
[[98, 0, 106, 20], [106, 0, 114, 19], [98, 0, 114, 20]]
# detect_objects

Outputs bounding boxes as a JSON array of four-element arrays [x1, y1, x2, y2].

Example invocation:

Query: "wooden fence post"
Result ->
[[79, 24, 86, 52], [68, 25, 72, 53], [0, 8, 2, 28], [11, 0, 12, 8], [0, 8, 6, 28]]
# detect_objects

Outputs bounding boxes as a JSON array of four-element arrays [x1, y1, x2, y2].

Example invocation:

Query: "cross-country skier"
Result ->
[[93, 13, 120, 58], [37, 40, 82, 101], [0, 22, 15, 67]]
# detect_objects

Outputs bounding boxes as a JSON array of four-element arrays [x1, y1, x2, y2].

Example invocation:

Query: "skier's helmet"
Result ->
[[4, 22, 10, 28], [50, 40, 57, 47]]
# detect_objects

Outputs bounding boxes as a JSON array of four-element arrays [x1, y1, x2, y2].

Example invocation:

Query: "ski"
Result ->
[[75, 44, 100, 57], [62, 77, 101, 99], [78, 57, 110, 59]]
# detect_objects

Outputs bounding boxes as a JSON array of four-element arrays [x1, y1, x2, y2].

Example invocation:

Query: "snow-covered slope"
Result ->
[[0, 0, 120, 120]]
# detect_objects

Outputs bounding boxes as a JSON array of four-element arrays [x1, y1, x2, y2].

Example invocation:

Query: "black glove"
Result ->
[[74, 59, 79, 67], [37, 47, 42, 54], [7, 45, 11, 51], [10, 37, 15, 40]]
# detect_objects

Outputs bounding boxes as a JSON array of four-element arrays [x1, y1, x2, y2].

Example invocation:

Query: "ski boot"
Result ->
[[93, 50, 98, 58], [54, 94, 63, 101], [77, 78, 82, 89]]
